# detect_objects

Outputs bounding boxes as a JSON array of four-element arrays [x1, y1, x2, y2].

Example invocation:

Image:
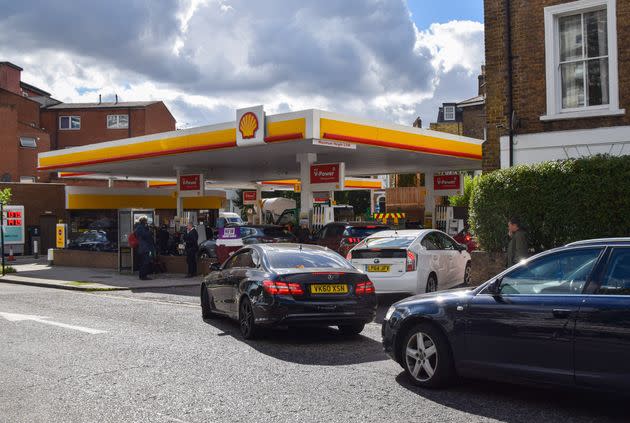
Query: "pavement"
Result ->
[[0, 283, 626, 423], [0, 256, 200, 291]]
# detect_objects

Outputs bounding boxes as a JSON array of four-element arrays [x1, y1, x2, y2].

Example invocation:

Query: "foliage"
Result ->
[[469, 155, 630, 252], [334, 190, 371, 216], [1, 265, 16, 274], [0, 188, 11, 205], [448, 175, 477, 207], [396, 174, 420, 187]]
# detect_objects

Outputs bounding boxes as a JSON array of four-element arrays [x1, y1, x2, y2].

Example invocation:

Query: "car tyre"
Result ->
[[200, 251, 209, 259], [401, 322, 455, 388], [426, 274, 438, 293], [464, 262, 472, 286], [200, 285, 214, 319], [239, 297, 258, 340], [338, 323, 365, 336]]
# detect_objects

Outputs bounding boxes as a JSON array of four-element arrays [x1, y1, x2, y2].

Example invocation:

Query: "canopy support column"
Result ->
[[424, 170, 435, 229], [175, 167, 183, 219], [297, 153, 317, 225]]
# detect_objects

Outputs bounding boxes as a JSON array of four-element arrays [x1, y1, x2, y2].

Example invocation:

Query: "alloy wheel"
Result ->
[[405, 331, 438, 382], [426, 275, 437, 293], [240, 300, 254, 337], [464, 263, 471, 285]]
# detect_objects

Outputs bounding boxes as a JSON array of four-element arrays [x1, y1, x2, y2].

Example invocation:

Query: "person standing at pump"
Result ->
[[135, 217, 155, 280], [184, 222, 199, 277], [507, 216, 529, 267]]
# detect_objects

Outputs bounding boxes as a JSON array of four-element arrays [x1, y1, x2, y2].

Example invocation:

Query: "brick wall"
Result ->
[[484, 0, 630, 171], [429, 121, 463, 135], [461, 104, 485, 140]]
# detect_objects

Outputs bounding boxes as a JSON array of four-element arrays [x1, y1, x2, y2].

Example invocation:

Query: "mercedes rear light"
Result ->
[[406, 250, 417, 272], [355, 281, 375, 295], [262, 280, 304, 296]]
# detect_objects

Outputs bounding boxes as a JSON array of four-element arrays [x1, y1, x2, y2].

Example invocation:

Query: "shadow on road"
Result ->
[[395, 372, 627, 423], [202, 315, 388, 366]]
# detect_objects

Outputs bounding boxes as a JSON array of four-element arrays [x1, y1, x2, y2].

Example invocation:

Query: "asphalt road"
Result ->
[[0, 283, 626, 423]]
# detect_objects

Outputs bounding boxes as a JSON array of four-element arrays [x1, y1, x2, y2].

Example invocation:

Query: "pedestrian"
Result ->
[[507, 216, 528, 267], [134, 217, 155, 280], [184, 222, 199, 277]]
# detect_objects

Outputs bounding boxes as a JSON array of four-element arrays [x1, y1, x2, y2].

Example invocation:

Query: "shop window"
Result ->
[[67, 210, 118, 252], [59, 116, 81, 130], [107, 114, 129, 129], [542, 0, 624, 120], [19, 136, 37, 148]]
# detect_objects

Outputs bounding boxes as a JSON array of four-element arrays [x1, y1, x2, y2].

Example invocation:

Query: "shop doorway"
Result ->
[[40, 215, 56, 252]]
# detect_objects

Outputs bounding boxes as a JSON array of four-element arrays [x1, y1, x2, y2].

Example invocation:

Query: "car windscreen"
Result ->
[[343, 227, 389, 238], [262, 227, 291, 237], [267, 250, 353, 270], [226, 217, 242, 223], [361, 236, 415, 249]]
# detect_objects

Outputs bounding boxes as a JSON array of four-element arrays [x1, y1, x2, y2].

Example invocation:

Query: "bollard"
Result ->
[[47, 248, 54, 266], [8, 247, 15, 262], [33, 240, 39, 259]]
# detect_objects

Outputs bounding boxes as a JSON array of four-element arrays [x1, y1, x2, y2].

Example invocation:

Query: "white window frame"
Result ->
[[19, 176, 35, 183], [443, 106, 456, 121], [59, 115, 81, 130], [107, 114, 129, 129], [19, 136, 37, 148], [542, 0, 624, 121]]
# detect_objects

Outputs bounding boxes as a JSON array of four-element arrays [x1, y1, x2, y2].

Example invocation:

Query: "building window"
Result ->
[[443, 106, 456, 121], [19, 176, 35, 183], [59, 116, 81, 130], [543, 0, 623, 120], [19, 136, 37, 148], [107, 114, 129, 129]]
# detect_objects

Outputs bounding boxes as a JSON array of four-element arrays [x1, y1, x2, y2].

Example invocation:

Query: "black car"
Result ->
[[67, 230, 115, 252], [201, 244, 377, 339], [198, 239, 217, 259], [382, 238, 630, 391], [239, 225, 297, 244]]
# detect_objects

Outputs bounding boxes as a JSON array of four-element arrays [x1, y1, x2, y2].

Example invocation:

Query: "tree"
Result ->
[[0, 187, 11, 276], [0, 188, 10, 205]]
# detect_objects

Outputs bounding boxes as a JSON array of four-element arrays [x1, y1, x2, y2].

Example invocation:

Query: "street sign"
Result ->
[[312, 139, 356, 150], [242, 191, 257, 205], [1, 205, 25, 245]]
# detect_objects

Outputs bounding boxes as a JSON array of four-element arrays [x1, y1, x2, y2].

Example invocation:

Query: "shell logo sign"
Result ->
[[236, 105, 265, 147], [239, 112, 259, 140]]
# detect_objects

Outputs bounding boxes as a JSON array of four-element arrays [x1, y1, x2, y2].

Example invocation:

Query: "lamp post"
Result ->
[[1, 201, 5, 276]]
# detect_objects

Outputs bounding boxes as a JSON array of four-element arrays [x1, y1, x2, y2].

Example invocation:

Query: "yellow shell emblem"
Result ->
[[239, 112, 259, 139]]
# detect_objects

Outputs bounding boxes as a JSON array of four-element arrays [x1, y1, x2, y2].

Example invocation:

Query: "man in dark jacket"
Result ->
[[184, 223, 199, 277], [135, 217, 155, 280], [507, 216, 528, 267]]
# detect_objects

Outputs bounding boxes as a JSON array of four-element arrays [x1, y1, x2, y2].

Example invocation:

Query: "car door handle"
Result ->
[[552, 309, 572, 318]]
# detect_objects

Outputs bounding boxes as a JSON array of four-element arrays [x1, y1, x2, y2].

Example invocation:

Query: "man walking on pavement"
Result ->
[[507, 216, 529, 267], [135, 217, 155, 280], [184, 222, 199, 277]]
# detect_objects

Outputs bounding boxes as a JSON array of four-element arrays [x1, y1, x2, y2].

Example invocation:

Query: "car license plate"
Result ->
[[367, 265, 390, 272], [310, 284, 348, 294]]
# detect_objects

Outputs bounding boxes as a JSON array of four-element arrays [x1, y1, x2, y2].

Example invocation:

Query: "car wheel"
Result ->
[[200, 285, 214, 319], [200, 251, 209, 259], [464, 262, 472, 286], [338, 323, 365, 336], [239, 298, 258, 340], [426, 274, 438, 293], [401, 323, 455, 388]]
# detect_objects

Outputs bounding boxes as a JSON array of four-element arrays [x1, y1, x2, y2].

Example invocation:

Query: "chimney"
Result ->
[[115, 94, 118, 104], [98, 94, 102, 104], [0, 62, 23, 95], [478, 65, 486, 96], [412, 117, 422, 128]]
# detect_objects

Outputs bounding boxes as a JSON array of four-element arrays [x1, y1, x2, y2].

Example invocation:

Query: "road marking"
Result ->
[[0, 311, 107, 334]]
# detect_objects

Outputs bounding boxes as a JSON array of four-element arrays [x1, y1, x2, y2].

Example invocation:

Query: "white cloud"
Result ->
[[0, 1, 485, 129]]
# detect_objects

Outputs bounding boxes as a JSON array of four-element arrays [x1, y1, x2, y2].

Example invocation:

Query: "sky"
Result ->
[[0, 0, 484, 129]]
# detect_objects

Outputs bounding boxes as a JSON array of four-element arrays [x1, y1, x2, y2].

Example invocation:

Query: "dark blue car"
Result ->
[[382, 238, 630, 391]]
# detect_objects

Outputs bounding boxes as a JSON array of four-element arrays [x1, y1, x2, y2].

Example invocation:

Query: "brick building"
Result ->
[[484, 0, 629, 170], [0, 61, 176, 183], [429, 67, 486, 140]]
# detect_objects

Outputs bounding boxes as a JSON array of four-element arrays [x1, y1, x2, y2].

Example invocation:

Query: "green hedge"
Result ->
[[469, 154, 630, 252]]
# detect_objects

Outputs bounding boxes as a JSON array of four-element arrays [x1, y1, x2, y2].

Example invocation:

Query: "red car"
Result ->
[[312, 222, 390, 256], [453, 229, 478, 252]]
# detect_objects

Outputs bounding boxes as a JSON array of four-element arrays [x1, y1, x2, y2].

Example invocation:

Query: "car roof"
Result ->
[[565, 238, 630, 247], [344, 222, 389, 227]]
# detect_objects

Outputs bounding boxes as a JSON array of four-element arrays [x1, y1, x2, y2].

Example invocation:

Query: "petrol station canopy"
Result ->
[[38, 108, 483, 182]]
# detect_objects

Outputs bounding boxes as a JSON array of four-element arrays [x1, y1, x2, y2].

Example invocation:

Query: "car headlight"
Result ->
[[384, 305, 396, 321]]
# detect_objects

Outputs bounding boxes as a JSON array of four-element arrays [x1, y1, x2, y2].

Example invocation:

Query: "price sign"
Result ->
[[1, 205, 25, 245]]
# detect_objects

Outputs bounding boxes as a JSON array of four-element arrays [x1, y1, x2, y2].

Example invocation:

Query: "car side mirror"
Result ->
[[457, 243, 467, 252], [209, 262, 221, 272], [488, 277, 503, 296]]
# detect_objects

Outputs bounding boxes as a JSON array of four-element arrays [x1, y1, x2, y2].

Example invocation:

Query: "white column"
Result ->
[[297, 153, 317, 224], [424, 170, 435, 229], [256, 185, 263, 224], [175, 167, 183, 219], [370, 189, 375, 215]]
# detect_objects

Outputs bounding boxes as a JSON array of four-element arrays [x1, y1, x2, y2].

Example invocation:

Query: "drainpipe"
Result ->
[[506, 0, 514, 167]]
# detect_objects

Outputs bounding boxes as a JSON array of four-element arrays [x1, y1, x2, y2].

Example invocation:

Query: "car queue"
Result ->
[[199, 222, 630, 394]]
